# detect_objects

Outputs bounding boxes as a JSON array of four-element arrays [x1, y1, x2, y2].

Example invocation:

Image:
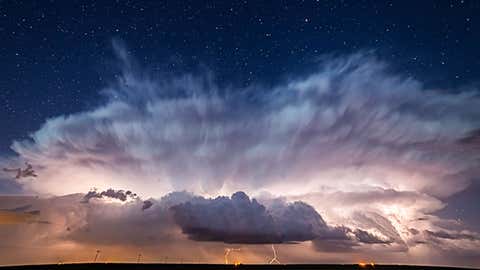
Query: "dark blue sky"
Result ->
[[0, 0, 479, 153], [2, 2, 480, 265]]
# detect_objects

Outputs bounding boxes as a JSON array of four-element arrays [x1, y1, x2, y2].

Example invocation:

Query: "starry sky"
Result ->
[[1, 0, 479, 153], [1, 0, 480, 267]]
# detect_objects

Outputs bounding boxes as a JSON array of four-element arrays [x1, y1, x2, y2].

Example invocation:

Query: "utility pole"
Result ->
[[93, 250, 101, 263], [137, 253, 142, 263]]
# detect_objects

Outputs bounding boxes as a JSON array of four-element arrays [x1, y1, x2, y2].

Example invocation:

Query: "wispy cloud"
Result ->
[[1, 41, 480, 265]]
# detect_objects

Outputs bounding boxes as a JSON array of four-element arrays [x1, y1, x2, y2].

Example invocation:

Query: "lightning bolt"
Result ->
[[224, 248, 241, 264], [268, 245, 281, 264]]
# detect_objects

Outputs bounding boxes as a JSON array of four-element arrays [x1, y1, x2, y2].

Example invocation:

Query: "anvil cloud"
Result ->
[[1, 43, 480, 266]]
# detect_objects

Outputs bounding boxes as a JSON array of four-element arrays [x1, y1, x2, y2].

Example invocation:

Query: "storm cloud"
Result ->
[[1, 189, 479, 265], [172, 191, 279, 243], [142, 200, 153, 211], [171, 191, 344, 244], [171, 191, 420, 248], [6, 45, 480, 200], [425, 230, 480, 241], [81, 188, 138, 203], [0, 190, 396, 247], [2, 43, 480, 265]]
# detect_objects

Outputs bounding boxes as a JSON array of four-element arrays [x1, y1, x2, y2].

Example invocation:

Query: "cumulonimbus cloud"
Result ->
[[0, 189, 479, 265], [1, 41, 480, 264], [0, 190, 398, 247], [6, 43, 480, 200]]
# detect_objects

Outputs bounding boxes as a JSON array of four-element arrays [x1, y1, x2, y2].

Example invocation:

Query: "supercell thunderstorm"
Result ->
[[1, 44, 480, 265]]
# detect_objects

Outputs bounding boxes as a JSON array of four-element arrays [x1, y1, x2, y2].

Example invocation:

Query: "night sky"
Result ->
[[1, 0, 480, 267], [1, 0, 479, 153]]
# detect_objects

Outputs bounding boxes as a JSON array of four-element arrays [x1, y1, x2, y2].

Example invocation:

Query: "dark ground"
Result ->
[[0, 264, 476, 270]]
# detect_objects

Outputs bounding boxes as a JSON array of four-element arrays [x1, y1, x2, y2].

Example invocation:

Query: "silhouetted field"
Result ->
[[0, 264, 475, 270]]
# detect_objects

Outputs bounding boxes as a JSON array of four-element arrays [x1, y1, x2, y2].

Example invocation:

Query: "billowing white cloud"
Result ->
[[2, 43, 480, 266], [7, 47, 480, 199]]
